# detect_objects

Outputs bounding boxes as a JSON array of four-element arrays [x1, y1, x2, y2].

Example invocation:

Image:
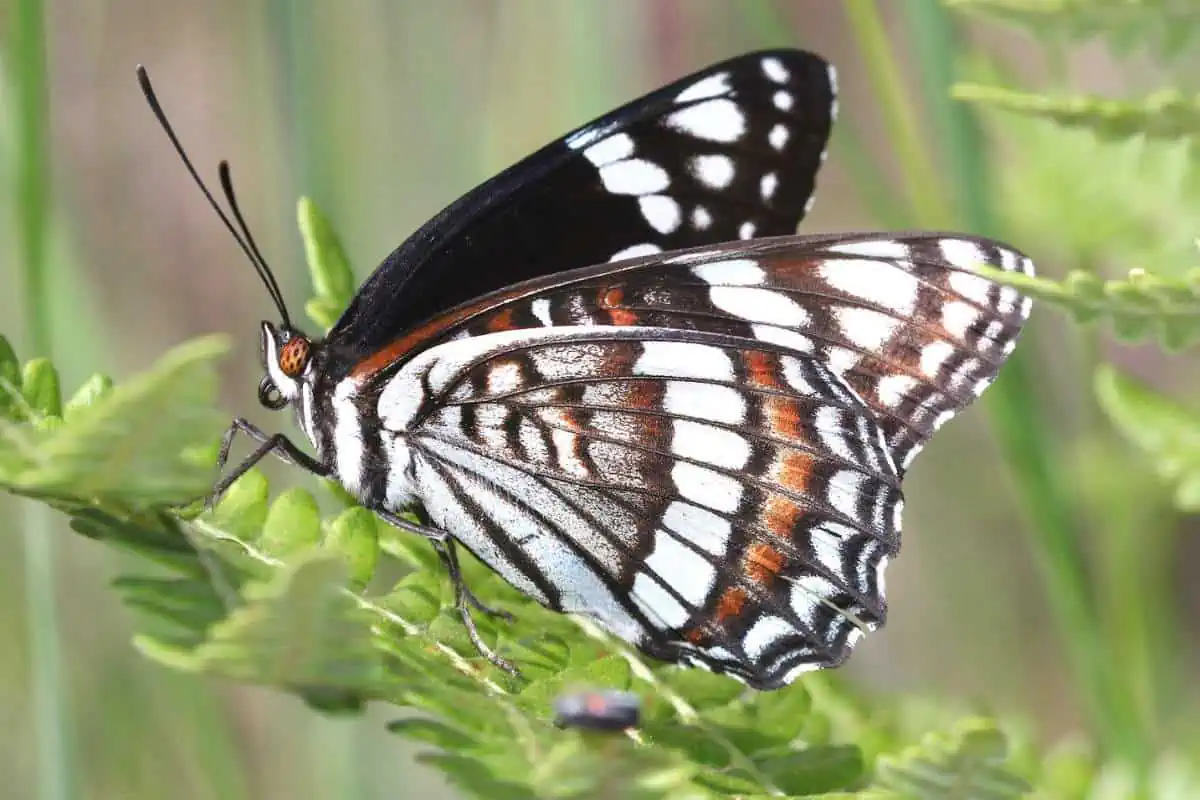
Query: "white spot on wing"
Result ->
[[829, 240, 908, 259], [814, 407, 854, 461], [920, 340, 954, 378], [744, 615, 792, 660], [672, 419, 751, 469], [768, 123, 789, 150], [752, 324, 815, 353], [938, 238, 986, 271], [710, 287, 811, 327], [663, 381, 746, 424], [691, 154, 735, 189], [598, 159, 670, 195], [791, 575, 838, 627], [833, 306, 900, 352], [828, 64, 840, 120], [638, 194, 681, 234], [875, 554, 890, 597], [518, 418, 549, 463], [827, 469, 867, 522], [942, 301, 979, 341], [762, 56, 789, 83], [486, 361, 522, 394], [582, 132, 634, 167], [781, 356, 816, 395], [998, 286, 1022, 316], [824, 345, 860, 376], [671, 461, 743, 513], [947, 270, 994, 307], [818, 259, 920, 316], [675, 71, 730, 103], [531, 298, 553, 326], [635, 341, 735, 382], [738, 221, 756, 239], [646, 529, 716, 609], [876, 374, 919, 408], [691, 205, 712, 230], [631, 573, 689, 629], [809, 523, 848, 576], [773, 90, 794, 111], [610, 243, 662, 261], [691, 259, 765, 286], [665, 98, 746, 143], [760, 172, 778, 200], [782, 661, 823, 683], [662, 501, 732, 557]]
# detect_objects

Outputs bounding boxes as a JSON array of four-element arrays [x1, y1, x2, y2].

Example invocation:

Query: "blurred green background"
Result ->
[[2, 1, 1197, 798]]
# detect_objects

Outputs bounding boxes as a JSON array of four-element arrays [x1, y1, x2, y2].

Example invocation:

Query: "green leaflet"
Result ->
[[147, 555, 383, 692], [298, 196, 356, 332], [1095, 365, 1200, 511], [945, 0, 1200, 56], [872, 720, 1032, 799], [322, 505, 382, 590], [978, 265, 1200, 351], [0, 335, 229, 507], [953, 85, 1200, 145]]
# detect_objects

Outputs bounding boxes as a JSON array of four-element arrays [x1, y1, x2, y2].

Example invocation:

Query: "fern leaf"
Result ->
[[142, 555, 384, 693], [977, 264, 1200, 350], [953, 85, 1200, 145], [945, 0, 1200, 56], [872, 720, 1032, 799], [0, 336, 229, 506], [1095, 365, 1200, 511]]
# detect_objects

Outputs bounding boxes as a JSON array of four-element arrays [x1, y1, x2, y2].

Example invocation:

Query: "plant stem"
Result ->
[[12, 0, 72, 798], [899, 0, 1150, 774], [843, 0, 954, 229]]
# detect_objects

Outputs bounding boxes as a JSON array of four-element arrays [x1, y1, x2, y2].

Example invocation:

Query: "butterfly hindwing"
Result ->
[[364, 326, 899, 688], [327, 49, 836, 363]]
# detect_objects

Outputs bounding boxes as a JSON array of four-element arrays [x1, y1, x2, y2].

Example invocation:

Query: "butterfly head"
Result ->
[[259, 322, 315, 410]]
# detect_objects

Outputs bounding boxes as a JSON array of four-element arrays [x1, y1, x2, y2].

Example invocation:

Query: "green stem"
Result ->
[[843, 0, 954, 229], [12, 0, 72, 798], [899, 0, 1150, 773]]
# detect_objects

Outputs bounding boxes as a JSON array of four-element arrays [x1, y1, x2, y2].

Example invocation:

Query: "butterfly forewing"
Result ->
[[361, 326, 900, 688], [326, 50, 836, 365]]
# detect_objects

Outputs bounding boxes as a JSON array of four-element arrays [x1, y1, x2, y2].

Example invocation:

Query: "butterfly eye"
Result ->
[[278, 337, 311, 378], [257, 375, 288, 410]]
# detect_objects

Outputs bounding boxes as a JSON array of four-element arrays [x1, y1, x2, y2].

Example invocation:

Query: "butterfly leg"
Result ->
[[410, 506, 514, 623], [209, 418, 329, 508], [376, 508, 518, 676]]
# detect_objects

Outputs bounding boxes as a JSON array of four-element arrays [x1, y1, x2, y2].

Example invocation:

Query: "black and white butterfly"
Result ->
[[140, 49, 1033, 690]]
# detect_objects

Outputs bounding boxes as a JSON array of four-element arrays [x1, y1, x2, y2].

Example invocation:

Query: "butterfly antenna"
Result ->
[[135, 65, 292, 328], [217, 162, 290, 328]]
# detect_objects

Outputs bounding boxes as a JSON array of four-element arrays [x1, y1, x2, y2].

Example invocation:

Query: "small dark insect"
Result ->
[[138, 49, 1032, 689]]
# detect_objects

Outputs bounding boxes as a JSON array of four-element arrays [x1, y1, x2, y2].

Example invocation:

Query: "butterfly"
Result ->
[[139, 49, 1033, 690]]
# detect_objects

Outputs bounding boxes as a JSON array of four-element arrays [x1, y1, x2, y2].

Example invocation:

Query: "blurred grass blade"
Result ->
[[11, 0, 69, 797], [843, 0, 954, 228]]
